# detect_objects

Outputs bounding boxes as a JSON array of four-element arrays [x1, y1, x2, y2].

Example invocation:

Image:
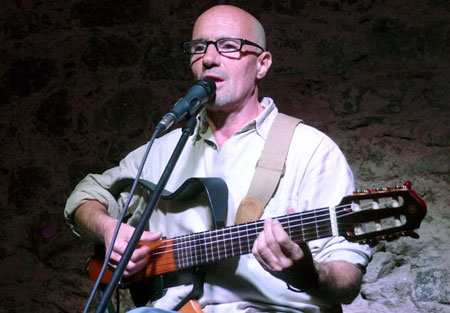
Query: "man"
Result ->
[[65, 5, 371, 313]]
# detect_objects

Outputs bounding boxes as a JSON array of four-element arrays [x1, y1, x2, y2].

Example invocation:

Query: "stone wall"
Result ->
[[0, 1, 449, 312]]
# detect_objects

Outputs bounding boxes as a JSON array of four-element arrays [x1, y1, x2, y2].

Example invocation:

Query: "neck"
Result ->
[[206, 97, 264, 148]]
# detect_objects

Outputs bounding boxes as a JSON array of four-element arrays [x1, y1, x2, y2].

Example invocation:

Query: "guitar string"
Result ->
[[141, 222, 334, 272], [173, 223, 333, 268], [141, 209, 335, 270], [201, 197, 402, 262], [147, 198, 397, 258], [142, 198, 399, 269], [148, 205, 336, 253], [142, 218, 398, 273]]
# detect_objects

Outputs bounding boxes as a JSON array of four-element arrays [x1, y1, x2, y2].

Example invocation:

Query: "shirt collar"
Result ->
[[194, 97, 279, 143], [240, 97, 278, 140]]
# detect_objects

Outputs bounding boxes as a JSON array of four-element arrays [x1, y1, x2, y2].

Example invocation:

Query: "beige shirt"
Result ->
[[65, 98, 371, 313]]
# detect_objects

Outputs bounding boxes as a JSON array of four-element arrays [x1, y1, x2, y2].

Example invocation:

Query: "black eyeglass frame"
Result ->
[[182, 38, 265, 55]]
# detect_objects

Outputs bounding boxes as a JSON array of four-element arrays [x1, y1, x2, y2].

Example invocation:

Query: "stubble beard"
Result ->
[[209, 82, 233, 108]]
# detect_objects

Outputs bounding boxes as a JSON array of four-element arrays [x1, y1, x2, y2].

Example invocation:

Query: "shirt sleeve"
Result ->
[[64, 144, 150, 237], [294, 129, 372, 269]]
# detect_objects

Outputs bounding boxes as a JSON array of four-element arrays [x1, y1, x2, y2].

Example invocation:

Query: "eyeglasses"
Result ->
[[182, 38, 265, 55]]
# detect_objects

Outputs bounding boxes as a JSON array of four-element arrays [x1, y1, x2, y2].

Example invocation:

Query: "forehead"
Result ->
[[192, 11, 255, 40]]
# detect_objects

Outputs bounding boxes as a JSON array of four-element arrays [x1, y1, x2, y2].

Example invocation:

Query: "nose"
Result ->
[[202, 43, 220, 68]]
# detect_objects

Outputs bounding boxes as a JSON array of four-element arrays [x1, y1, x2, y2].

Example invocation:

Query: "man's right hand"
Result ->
[[103, 220, 162, 277], [74, 200, 162, 277]]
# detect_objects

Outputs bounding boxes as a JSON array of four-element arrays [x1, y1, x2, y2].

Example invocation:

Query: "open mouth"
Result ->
[[202, 74, 225, 86]]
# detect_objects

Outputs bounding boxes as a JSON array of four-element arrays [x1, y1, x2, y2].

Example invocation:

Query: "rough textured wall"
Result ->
[[0, 1, 449, 312]]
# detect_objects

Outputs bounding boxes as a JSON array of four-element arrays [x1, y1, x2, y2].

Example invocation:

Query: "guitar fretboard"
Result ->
[[172, 208, 334, 270]]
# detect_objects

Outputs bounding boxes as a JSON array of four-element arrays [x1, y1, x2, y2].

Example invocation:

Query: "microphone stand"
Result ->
[[94, 115, 198, 313]]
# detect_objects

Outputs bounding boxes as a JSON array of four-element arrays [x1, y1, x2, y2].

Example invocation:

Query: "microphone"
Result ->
[[157, 77, 216, 132]]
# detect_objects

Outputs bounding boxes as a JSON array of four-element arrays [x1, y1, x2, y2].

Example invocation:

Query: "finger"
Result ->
[[257, 219, 287, 271], [124, 253, 150, 277], [265, 219, 285, 255], [287, 206, 296, 215], [252, 229, 273, 271], [107, 237, 146, 264], [129, 244, 151, 264], [252, 225, 263, 256], [107, 247, 151, 276], [140, 230, 162, 242], [128, 231, 162, 274], [107, 249, 125, 266], [267, 220, 303, 269], [271, 220, 302, 261]]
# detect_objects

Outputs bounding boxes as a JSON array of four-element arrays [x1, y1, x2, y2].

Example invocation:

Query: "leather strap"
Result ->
[[235, 113, 302, 225], [111, 177, 228, 229]]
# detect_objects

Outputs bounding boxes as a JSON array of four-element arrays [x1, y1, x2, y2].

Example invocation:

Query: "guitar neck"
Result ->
[[171, 208, 333, 270]]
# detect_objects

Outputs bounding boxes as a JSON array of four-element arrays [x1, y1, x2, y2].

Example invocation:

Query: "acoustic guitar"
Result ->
[[88, 180, 427, 312]]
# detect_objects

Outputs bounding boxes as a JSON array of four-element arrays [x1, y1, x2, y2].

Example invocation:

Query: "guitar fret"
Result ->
[[206, 230, 212, 263], [204, 231, 210, 263], [318, 209, 332, 239], [182, 235, 188, 267], [245, 223, 251, 252], [300, 212, 305, 241], [190, 233, 195, 266], [248, 224, 253, 253], [196, 233, 201, 264], [195, 233, 205, 264], [287, 215, 291, 239], [175, 237, 184, 269], [192, 235, 197, 266], [329, 206, 338, 236], [237, 227, 242, 255], [173, 238, 179, 268], [209, 229, 215, 262], [314, 209, 320, 238], [237, 225, 243, 256], [223, 227, 231, 257], [192, 233, 199, 266], [247, 221, 259, 254], [223, 228, 228, 259], [188, 234, 193, 267], [179, 237, 184, 268], [219, 228, 226, 259], [214, 228, 220, 261], [211, 231, 217, 261], [228, 227, 234, 257], [201, 233, 206, 264], [186, 233, 192, 267]]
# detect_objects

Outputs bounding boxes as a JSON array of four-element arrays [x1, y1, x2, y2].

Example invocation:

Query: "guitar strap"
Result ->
[[111, 177, 228, 229], [234, 113, 302, 225]]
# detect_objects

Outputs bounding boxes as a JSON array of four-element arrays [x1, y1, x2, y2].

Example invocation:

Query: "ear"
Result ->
[[256, 51, 272, 79]]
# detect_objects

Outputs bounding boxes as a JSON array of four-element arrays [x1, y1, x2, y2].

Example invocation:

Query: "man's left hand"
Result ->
[[252, 207, 320, 291], [252, 217, 305, 272]]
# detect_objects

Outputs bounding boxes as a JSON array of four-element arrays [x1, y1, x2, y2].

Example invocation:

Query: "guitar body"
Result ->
[[179, 300, 203, 313], [87, 241, 175, 284]]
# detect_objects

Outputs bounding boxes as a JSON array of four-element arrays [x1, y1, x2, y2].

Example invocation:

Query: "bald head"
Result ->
[[188, 5, 273, 111], [193, 5, 266, 50]]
